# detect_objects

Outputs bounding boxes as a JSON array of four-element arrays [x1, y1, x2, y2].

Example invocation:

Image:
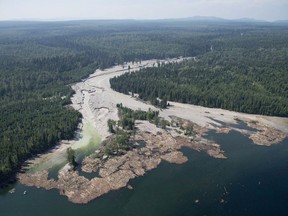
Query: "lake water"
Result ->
[[1, 130, 288, 216]]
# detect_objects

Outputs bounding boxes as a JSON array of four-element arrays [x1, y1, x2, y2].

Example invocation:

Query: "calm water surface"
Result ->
[[1, 130, 288, 216]]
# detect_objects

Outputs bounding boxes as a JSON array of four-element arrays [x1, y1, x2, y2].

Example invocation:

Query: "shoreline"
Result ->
[[17, 56, 288, 203], [18, 120, 226, 204]]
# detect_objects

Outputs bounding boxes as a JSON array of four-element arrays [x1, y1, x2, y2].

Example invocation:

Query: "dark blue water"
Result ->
[[1, 130, 288, 216]]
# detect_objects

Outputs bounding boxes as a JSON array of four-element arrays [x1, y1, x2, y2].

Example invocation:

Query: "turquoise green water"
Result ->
[[1, 130, 288, 216], [28, 122, 100, 168], [73, 122, 101, 161], [29, 121, 101, 179]]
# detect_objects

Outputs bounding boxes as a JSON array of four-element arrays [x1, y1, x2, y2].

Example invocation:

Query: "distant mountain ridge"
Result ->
[[274, 19, 288, 23], [180, 16, 268, 23], [1, 16, 288, 26], [156, 16, 288, 26]]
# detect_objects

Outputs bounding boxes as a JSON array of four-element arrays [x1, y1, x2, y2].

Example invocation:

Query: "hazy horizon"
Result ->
[[0, 0, 288, 22]]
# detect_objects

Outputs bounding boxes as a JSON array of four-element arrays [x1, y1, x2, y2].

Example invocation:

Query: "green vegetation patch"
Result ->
[[111, 47, 288, 116]]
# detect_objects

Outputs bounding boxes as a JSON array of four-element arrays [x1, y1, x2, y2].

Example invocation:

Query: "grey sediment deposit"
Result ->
[[19, 120, 226, 204], [18, 57, 288, 204]]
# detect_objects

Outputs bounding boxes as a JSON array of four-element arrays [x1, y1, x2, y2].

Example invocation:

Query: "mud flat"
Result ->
[[67, 55, 288, 148], [18, 56, 288, 204], [70, 57, 192, 141]]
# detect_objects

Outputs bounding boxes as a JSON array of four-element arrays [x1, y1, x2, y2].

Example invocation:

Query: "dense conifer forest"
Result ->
[[110, 27, 288, 116], [1, 20, 287, 184]]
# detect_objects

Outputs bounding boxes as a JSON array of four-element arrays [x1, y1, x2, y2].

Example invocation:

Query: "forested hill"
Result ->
[[0, 20, 287, 185], [111, 28, 288, 117]]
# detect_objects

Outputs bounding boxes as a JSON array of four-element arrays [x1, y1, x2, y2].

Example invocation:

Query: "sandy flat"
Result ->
[[71, 57, 288, 141], [23, 56, 288, 171], [70, 57, 193, 141], [19, 56, 288, 203]]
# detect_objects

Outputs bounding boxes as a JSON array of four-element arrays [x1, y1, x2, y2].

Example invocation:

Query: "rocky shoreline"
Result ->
[[246, 120, 287, 146], [17, 109, 287, 204], [17, 57, 288, 204], [18, 120, 226, 204], [17, 113, 287, 204]]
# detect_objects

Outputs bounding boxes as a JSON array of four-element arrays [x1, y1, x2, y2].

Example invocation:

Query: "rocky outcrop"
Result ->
[[18, 120, 227, 204], [81, 157, 101, 173], [215, 127, 231, 134], [17, 56, 288, 205], [18, 170, 57, 190], [247, 120, 287, 146], [161, 152, 188, 164], [171, 115, 287, 147]]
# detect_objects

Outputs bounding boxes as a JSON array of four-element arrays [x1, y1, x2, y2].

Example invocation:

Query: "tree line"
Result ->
[[1, 20, 287, 185], [110, 32, 288, 117]]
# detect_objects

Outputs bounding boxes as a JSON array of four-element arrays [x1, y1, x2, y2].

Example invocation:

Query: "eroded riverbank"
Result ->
[[17, 57, 288, 204]]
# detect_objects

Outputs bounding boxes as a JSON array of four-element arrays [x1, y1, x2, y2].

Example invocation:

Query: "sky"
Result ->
[[0, 0, 287, 21]]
